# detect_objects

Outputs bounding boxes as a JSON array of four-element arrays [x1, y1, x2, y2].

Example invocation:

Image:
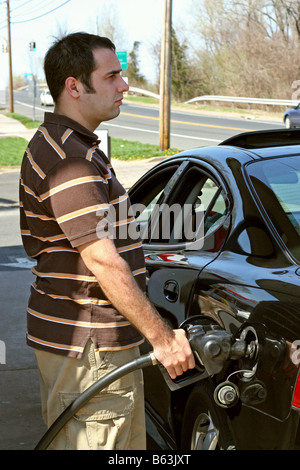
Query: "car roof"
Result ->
[[220, 128, 300, 149], [221, 128, 300, 159], [170, 129, 300, 164]]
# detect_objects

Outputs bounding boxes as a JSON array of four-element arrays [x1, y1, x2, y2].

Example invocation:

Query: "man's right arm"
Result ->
[[77, 237, 195, 379]]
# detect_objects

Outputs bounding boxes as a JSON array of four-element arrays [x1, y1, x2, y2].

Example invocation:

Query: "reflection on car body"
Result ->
[[129, 128, 300, 450]]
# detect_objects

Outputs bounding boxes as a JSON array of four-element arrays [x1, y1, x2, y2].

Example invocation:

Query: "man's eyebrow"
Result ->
[[105, 68, 122, 76]]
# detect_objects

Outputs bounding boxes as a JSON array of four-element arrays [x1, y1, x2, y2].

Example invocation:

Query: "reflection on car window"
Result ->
[[201, 180, 227, 235], [247, 156, 300, 263]]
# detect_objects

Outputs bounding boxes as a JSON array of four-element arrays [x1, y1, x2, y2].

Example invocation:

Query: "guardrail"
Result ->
[[127, 87, 299, 111], [185, 95, 299, 110], [128, 86, 160, 100]]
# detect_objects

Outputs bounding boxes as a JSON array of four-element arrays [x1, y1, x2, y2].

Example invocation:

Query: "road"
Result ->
[[14, 88, 284, 150]]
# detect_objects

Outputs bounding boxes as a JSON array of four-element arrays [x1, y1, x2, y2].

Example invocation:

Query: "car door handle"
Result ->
[[163, 280, 179, 302]]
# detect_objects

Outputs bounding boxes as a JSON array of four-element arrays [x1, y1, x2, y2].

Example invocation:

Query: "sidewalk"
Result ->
[[0, 113, 163, 450], [0, 113, 36, 141]]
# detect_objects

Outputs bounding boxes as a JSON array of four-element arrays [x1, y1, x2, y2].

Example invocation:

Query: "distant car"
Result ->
[[128, 129, 300, 450], [283, 103, 300, 128], [40, 89, 54, 106]]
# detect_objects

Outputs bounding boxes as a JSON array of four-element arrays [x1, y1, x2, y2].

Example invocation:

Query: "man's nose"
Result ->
[[119, 76, 129, 92]]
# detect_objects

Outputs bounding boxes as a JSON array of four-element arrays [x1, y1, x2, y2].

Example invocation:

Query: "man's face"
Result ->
[[80, 47, 129, 130]]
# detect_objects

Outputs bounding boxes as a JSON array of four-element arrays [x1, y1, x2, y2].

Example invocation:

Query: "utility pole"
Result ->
[[29, 41, 37, 121], [6, 0, 13, 113], [159, 0, 172, 151]]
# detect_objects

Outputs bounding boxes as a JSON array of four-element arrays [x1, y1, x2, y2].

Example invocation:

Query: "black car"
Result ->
[[128, 129, 300, 450]]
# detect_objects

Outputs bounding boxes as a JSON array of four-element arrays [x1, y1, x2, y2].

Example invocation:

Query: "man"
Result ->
[[20, 32, 195, 450]]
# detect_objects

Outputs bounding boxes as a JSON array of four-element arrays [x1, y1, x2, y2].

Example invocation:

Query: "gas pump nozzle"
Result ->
[[186, 324, 250, 376], [159, 319, 256, 391]]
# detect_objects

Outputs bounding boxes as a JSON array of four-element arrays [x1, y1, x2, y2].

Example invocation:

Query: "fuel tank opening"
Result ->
[[212, 325, 268, 408], [214, 381, 240, 408], [183, 320, 259, 377], [160, 317, 261, 395], [174, 317, 262, 408], [237, 325, 259, 379]]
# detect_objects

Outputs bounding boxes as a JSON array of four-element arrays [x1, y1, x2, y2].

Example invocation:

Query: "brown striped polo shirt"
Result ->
[[19, 112, 146, 357]]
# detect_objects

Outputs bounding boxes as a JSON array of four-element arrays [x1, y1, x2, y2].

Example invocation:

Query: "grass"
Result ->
[[0, 113, 181, 166], [0, 133, 180, 166], [0, 137, 28, 166], [0, 135, 180, 166], [124, 95, 159, 106], [111, 137, 180, 160]]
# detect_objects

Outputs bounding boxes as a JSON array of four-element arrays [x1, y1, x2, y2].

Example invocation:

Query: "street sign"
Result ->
[[95, 129, 111, 160], [24, 73, 32, 84], [116, 51, 128, 70]]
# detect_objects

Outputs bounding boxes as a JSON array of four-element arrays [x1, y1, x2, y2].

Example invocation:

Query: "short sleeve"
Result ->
[[39, 157, 111, 247]]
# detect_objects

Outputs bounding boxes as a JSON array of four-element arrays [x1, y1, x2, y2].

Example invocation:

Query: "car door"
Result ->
[[129, 157, 232, 443]]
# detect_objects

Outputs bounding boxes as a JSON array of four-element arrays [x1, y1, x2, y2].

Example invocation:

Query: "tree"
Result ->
[[151, 27, 201, 101], [95, 4, 128, 50], [171, 28, 190, 100], [187, 0, 300, 99], [128, 41, 146, 86]]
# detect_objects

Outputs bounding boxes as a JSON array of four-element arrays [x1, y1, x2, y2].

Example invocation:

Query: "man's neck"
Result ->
[[53, 105, 99, 133]]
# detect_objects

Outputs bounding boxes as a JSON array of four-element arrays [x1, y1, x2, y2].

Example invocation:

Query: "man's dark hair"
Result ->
[[44, 32, 116, 103]]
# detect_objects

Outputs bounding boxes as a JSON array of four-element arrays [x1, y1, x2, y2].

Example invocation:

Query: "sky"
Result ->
[[0, 0, 194, 85]]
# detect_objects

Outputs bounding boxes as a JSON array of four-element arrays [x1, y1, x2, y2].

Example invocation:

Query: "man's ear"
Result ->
[[65, 77, 81, 99]]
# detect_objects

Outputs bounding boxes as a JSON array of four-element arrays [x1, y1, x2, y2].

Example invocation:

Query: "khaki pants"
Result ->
[[34, 341, 146, 450]]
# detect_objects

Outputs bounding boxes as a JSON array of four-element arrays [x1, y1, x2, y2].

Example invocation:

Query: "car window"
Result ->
[[247, 155, 300, 263], [148, 165, 230, 252], [135, 189, 164, 239], [129, 164, 181, 242]]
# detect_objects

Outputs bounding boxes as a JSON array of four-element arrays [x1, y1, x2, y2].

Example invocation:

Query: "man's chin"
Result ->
[[103, 108, 121, 122]]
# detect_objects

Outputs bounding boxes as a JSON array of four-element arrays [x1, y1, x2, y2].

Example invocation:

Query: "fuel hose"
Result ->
[[35, 351, 157, 450]]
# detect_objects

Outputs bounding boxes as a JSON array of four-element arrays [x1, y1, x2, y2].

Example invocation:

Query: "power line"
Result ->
[[11, 0, 71, 23], [10, 0, 38, 13], [0, 0, 55, 29], [10, 0, 57, 20], [0, 0, 71, 27]]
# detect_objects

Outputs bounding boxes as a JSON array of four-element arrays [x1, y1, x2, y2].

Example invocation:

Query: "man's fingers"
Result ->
[[153, 328, 196, 379]]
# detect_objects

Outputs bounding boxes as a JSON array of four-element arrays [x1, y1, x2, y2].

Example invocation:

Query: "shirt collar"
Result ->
[[44, 112, 100, 146]]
